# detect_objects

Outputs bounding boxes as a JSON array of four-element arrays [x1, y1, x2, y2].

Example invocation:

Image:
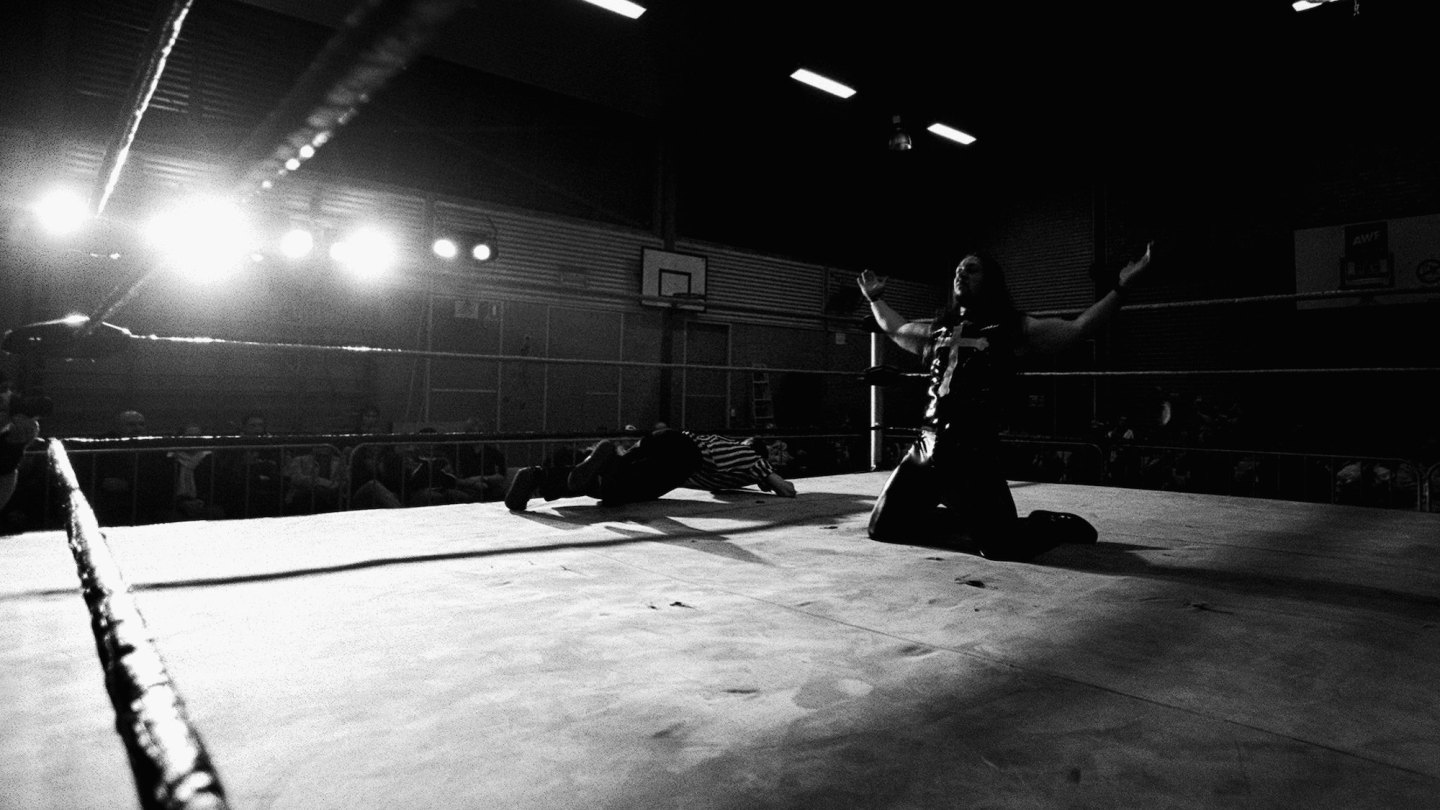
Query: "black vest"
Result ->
[[922, 308, 1019, 440]]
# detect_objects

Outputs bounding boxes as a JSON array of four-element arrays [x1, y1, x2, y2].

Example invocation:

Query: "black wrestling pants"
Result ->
[[868, 430, 1020, 553]]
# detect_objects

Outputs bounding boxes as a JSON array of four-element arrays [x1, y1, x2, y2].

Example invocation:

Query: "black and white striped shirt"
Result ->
[[682, 432, 776, 491]]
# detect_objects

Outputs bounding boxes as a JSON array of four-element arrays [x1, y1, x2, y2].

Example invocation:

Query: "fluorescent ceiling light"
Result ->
[[790, 68, 856, 99], [579, 0, 646, 19], [927, 123, 977, 146], [1292, 0, 1341, 9]]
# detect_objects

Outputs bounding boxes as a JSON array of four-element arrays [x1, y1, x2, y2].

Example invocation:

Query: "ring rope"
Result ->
[[130, 334, 1440, 379], [46, 439, 230, 810], [132, 333, 860, 377], [1022, 366, 1440, 377], [1030, 286, 1437, 317]]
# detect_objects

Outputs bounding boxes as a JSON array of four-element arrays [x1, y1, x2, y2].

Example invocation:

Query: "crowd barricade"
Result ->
[[994, 434, 1427, 512], [997, 438, 1106, 485], [871, 427, 1429, 512], [56, 438, 351, 526], [9, 430, 1429, 531], [6, 428, 875, 529]]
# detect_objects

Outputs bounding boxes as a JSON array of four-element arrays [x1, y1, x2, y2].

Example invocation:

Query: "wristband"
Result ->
[[1110, 284, 1129, 302], [864, 291, 884, 303]]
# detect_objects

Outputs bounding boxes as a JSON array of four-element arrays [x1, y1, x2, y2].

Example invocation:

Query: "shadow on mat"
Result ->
[[1038, 539, 1440, 620], [15, 491, 881, 596], [506, 487, 871, 528]]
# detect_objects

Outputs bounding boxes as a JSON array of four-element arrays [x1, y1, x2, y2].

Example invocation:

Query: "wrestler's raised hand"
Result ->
[[1117, 241, 1154, 290], [857, 269, 887, 303]]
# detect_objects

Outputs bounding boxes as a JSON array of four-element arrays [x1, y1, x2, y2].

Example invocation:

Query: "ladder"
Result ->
[[751, 370, 775, 427]]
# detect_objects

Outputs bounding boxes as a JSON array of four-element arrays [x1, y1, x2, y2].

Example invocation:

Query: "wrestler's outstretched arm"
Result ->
[[761, 471, 796, 498], [857, 269, 930, 355], [1023, 241, 1154, 355]]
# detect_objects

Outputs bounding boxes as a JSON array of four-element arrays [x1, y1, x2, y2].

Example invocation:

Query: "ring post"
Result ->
[[870, 331, 883, 471]]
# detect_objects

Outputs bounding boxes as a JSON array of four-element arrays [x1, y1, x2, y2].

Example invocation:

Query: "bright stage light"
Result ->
[[331, 227, 396, 279], [32, 188, 91, 236], [578, 0, 646, 19], [432, 238, 458, 259], [279, 228, 314, 259], [144, 196, 257, 282], [434, 230, 497, 263]]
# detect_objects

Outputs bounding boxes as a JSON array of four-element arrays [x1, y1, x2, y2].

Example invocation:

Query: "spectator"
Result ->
[[345, 406, 403, 509], [89, 409, 173, 526], [168, 421, 222, 520], [0, 376, 43, 525], [401, 427, 473, 507], [213, 412, 285, 518], [1105, 414, 1139, 486], [451, 417, 508, 501], [283, 443, 344, 514]]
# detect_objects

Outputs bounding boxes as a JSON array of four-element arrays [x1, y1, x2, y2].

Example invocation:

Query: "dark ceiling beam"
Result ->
[[89, 0, 195, 218], [79, 0, 195, 340], [76, 0, 474, 350], [230, 0, 476, 198]]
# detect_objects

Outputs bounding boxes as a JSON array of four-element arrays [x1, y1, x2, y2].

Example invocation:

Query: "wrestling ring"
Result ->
[[3, 2, 1438, 807], [3, 333, 1439, 809]]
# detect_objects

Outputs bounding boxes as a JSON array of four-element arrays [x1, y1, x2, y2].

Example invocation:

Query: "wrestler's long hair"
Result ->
[[934, 251, 1020, 329]]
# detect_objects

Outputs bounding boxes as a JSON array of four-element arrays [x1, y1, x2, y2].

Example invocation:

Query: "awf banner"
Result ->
[[1294, 214, 1440, 309]]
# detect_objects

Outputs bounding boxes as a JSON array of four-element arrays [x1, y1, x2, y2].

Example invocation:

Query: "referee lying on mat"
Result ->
[[505, 426, 796, 511]]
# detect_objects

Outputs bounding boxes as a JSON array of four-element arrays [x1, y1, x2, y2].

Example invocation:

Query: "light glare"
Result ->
[[279, 228, 314, 259], [471, 242, 493, 262], [927, 123, 977, 146], [332, 227, 396, 279], [33, 189, 91, 235], [789, 69, 856, 99], [578, 0, 645, 19], [432, 238, 458, 259], [145, 197, 256, 282]]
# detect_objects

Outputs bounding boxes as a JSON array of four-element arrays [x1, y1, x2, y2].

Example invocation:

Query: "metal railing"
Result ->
[[6, 429, 872, 528], [876, 427, 1434, 512], [998, 436, 1429, 511], [6, 428, 1433, 531]]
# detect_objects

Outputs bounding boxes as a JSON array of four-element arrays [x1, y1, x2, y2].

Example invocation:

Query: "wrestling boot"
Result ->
[[504, 466, 544, 512], [1026, 510, 1098, 544], [567, 440, 617, 498], [978, 512, 1098, 562]]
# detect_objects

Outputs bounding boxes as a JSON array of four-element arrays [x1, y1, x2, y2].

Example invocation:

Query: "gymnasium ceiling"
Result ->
[[168, 1, 1438, 274]]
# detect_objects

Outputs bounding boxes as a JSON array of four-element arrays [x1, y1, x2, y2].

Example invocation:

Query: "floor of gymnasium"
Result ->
[[4, 472, 1438, 809]]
